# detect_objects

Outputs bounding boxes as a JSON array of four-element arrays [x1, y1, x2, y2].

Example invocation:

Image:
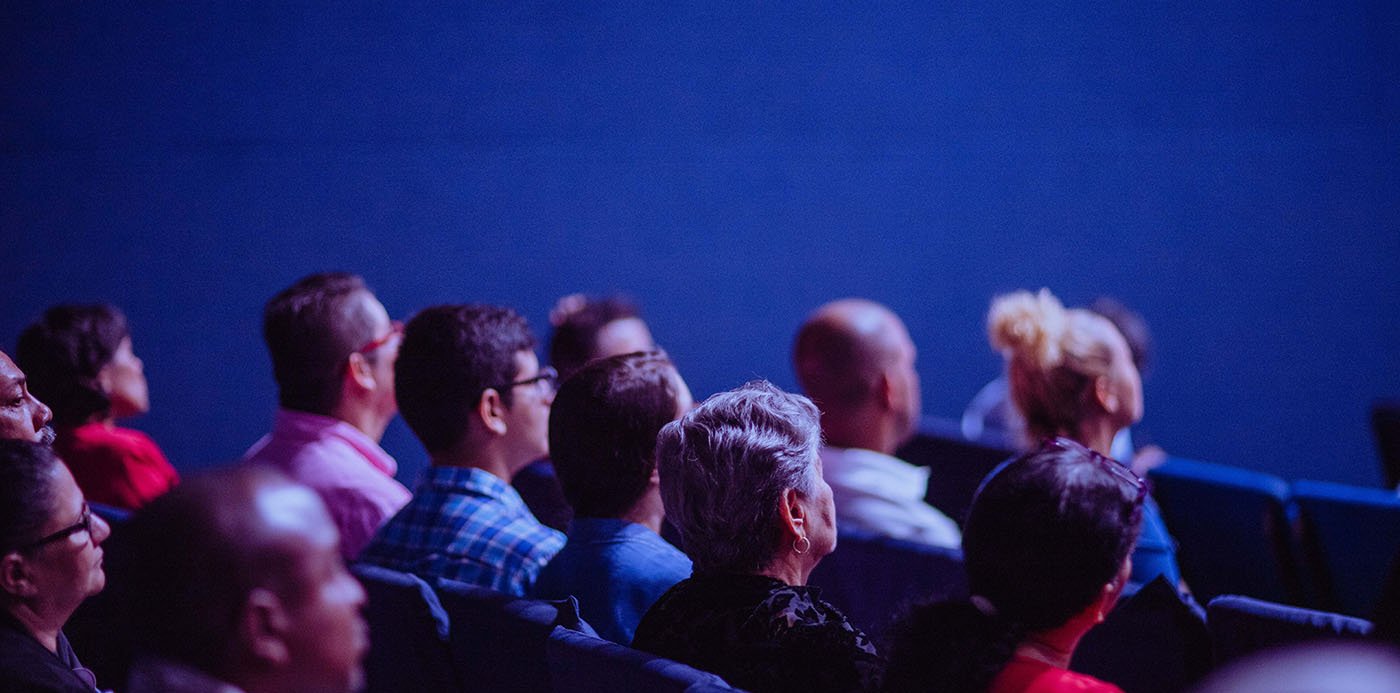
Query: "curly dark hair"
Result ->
[[16, 304, 130, 426]]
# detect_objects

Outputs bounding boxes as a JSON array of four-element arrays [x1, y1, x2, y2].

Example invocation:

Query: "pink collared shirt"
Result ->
[[242, 409, 412, 560]]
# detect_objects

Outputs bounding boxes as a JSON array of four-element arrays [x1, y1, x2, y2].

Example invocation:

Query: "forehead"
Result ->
[[0, 352, 22, 384]]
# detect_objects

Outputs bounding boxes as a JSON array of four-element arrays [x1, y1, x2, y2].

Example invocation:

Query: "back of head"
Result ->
[[262, 272, 378, 415], [1087, 296, 1153, 376], [792, 299, 898, 411], [395, 304, 535, 454], [883, 439, 1144, 692], [548, 350, 682, 519], [987, 289, 1118, 441], [548, 294, 645, 380], [654, 380, 821, 574], [0, 440, 61, 560], [16, 303, 129, 426]]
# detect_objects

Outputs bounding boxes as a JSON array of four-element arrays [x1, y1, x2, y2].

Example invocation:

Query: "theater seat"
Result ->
[[1293, 480, 1400, 617], [1374, 399, 1400, 488], [545, 626, 741, 692], [1207, 594, 1373, 665], [807, 524, 966, 644], [896, 416, 1015, 527], [1072, 576, 1213, 693], [436, 578, 595, 693], [349, 564, 457, 693]]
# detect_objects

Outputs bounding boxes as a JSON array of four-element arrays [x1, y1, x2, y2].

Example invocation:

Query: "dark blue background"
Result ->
[[3, 2, 1397, 488]]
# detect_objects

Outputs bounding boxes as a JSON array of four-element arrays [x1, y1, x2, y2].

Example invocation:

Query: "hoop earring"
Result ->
[[793, 535, 811, 555]]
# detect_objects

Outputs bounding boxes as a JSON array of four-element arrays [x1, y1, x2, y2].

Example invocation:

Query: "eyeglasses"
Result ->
[[355, 320, 404, 355], [1040, 436, 1148, 504], [15, 503, 93, 553], [493, 366, 558, 394]]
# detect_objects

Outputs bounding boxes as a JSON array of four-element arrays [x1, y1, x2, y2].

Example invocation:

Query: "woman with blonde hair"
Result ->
[[986, 288, 1179, 588]]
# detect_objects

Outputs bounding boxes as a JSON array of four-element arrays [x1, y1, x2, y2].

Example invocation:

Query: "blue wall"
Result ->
[[4, 2, 1397, 488]]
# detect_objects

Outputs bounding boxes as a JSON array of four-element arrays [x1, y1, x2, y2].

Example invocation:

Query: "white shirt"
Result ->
[[819, 446, 962, 549]]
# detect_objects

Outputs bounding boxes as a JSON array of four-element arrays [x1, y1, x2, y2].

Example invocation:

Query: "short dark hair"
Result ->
[[123, 466, 311, 673], [549, 351, 681, 519], [882, 440, 1145, 692], [548, 295, 642, 379], [0, 440, 62, 554], [395, 305, 535, 454], [16, 304, 129, 426], [262, 273, 380, 415]]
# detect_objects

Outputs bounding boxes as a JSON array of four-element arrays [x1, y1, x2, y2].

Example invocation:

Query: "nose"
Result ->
[[32, 395, 52, 430], [91, 513, 112, 546]]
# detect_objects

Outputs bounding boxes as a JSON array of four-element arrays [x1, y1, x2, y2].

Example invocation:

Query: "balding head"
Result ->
[[793, 299, 922, 452], [126, 466, 367, 693]]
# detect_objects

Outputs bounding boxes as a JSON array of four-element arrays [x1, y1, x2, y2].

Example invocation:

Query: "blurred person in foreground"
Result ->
[[632, 381, 884, 693], [123, 466, 367, 693], [882, 438, 1144, 693], [18, 303, 177, 510], [532, 350, 693, 644], [0, 440, 112, 692]]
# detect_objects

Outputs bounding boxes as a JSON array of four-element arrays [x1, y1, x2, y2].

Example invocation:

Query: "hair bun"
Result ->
[[987, 288, 1067, 368]]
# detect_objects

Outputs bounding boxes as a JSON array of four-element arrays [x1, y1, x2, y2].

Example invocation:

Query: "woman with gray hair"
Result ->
[[631, 381, 883, 693]]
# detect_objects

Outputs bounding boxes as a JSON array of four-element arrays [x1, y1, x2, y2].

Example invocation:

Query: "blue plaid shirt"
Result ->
[[360, 466, 565, 596]]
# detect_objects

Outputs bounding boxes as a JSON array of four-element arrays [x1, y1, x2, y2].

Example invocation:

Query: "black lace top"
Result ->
[[631, 573, 884, 693]]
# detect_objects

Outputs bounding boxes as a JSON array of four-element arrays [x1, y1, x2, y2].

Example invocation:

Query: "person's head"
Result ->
[[548, 294, 654, 380], [882, 437, 1144, 692], [395, 305, 553, 475], [262, 273, 399, 428], [549, 351, 692, 520], [16, 303, 147, 427], [0, 441, 111, 626], [793, 298, 921, 450], [0, 351, 55, 444], [125, 466, 367, 693], [655, 381, 835, 581], [1087, 296, 1153, 378], [987, 289, 1143, 444]]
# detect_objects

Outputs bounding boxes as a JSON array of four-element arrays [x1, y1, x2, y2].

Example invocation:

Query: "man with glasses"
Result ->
[[242, 272, 411, 561], [360, 304, 564, 596]]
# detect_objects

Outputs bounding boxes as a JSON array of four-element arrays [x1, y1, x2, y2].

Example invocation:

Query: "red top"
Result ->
[[990, 656, 1124, 693], [55, 422, 179, 511]]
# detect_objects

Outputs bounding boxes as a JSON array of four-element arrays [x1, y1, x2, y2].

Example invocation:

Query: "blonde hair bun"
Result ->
[[988, 288, 1068, 368]]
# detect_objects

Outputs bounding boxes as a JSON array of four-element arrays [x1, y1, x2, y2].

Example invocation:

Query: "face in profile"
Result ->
[[501, 350, 555, 468], [884, 315, 922, 444], [0, 352, 54, 443], [594, 317, 655, 360], [101, 337, 149, 418], [1098, 320, 1144, 428], [21, 462, 111, 612], [353, 291, 402, 422], [801, 454, 839, 561]]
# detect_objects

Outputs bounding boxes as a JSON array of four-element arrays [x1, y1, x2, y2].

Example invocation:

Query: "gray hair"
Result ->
[[655, 380, 823, 573]]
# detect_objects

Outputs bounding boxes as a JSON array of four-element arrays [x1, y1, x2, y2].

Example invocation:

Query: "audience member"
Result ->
[[242, 272, 411, 560], [123, 466, 367, 693], [0, 350, 55, 444], [986, 288, 1181, 588], [17, 304, 178, 510], [633, 381, 884, 693], [882, 437, 1144, 693], [0, 440, 112, 693], [359, 305, 564, 596], [793, 298, 961, 548], [532, 350, 694, 644]]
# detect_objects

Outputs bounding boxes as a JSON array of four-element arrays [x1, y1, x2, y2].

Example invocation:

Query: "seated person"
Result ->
[[18, 304, 178, 509], [793, 298, 960, 547], [360, 305, 564, 596], [516, 293, 657, 531], [0, 440, 113, 692], [123, 466, 368, 693], [986, 288, 1180, 588], [241, 272, 411, 560], [633, 381, 884, 693], [532, 350, 693, 644], [0, 350, 55, 444], [882, 437, 1144, 693]]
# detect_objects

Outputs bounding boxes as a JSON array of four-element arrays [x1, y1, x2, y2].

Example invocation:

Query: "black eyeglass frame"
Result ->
[[1038, 436, 1149, 505], [491, 365, 559, 393], [11, 503, 93, 554]]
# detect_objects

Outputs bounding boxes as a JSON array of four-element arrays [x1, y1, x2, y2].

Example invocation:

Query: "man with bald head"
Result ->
[[792, 299, 960, 548], [123, 466, 368, 693]]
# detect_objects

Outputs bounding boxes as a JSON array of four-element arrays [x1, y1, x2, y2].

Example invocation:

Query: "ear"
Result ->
[[778, 487, 806, 540], [478, 388, 508, 437], [344, 352, 377, 395], [0, 553, 37, 599], [94, 361, 116, 396], [1094, 375, 1120, 415], [240, 588, 292, 667], [875, 370, 897, 411], [1094, 557, 1134, 623], [647, 463, 660, 487]]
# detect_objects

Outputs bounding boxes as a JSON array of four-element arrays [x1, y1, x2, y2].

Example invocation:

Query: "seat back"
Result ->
[[1374, 399, 1400, 488], [1147, 456, 1301, 604], [895, 416, 1016, 526], [1293, 480, 1400, 616], [807, 525, 966, 644], [350, 564, 457, 693], [437, 578, 593, 693], [545, 626, 740, 693], [1207, 594, 1373, 665], [1072, 576, 1214, 693]]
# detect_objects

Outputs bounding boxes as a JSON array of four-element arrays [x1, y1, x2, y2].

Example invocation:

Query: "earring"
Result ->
[[793, 535, 811, 555]]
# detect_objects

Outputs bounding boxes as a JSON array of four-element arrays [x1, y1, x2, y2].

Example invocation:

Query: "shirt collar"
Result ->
[[272, 409, 398, 477], [422, 466, 527, 512]]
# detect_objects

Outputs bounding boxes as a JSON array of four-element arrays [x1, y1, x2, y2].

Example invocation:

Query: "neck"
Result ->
[[1074, 417, 1121, 458], [328, 401, 389, 443], [431, 442, 515, 482], [757, 551, 810, 587], [5, 603, 64, 654], [618, 487, 665, 534], [821, 407, 899, 455], [1015, 609, 1098, 671]]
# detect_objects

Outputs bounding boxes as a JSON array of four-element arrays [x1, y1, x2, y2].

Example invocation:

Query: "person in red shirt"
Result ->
[[17, 304, 177, 510], [881, 438, 1145, 693]]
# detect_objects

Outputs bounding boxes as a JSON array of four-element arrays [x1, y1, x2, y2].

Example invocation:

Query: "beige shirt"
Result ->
[[818, 446, 962, 549]]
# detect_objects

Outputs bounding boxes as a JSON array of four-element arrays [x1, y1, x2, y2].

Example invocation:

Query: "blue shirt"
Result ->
[[532, 517, 692, 644], [360, 466, 565, 596]]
